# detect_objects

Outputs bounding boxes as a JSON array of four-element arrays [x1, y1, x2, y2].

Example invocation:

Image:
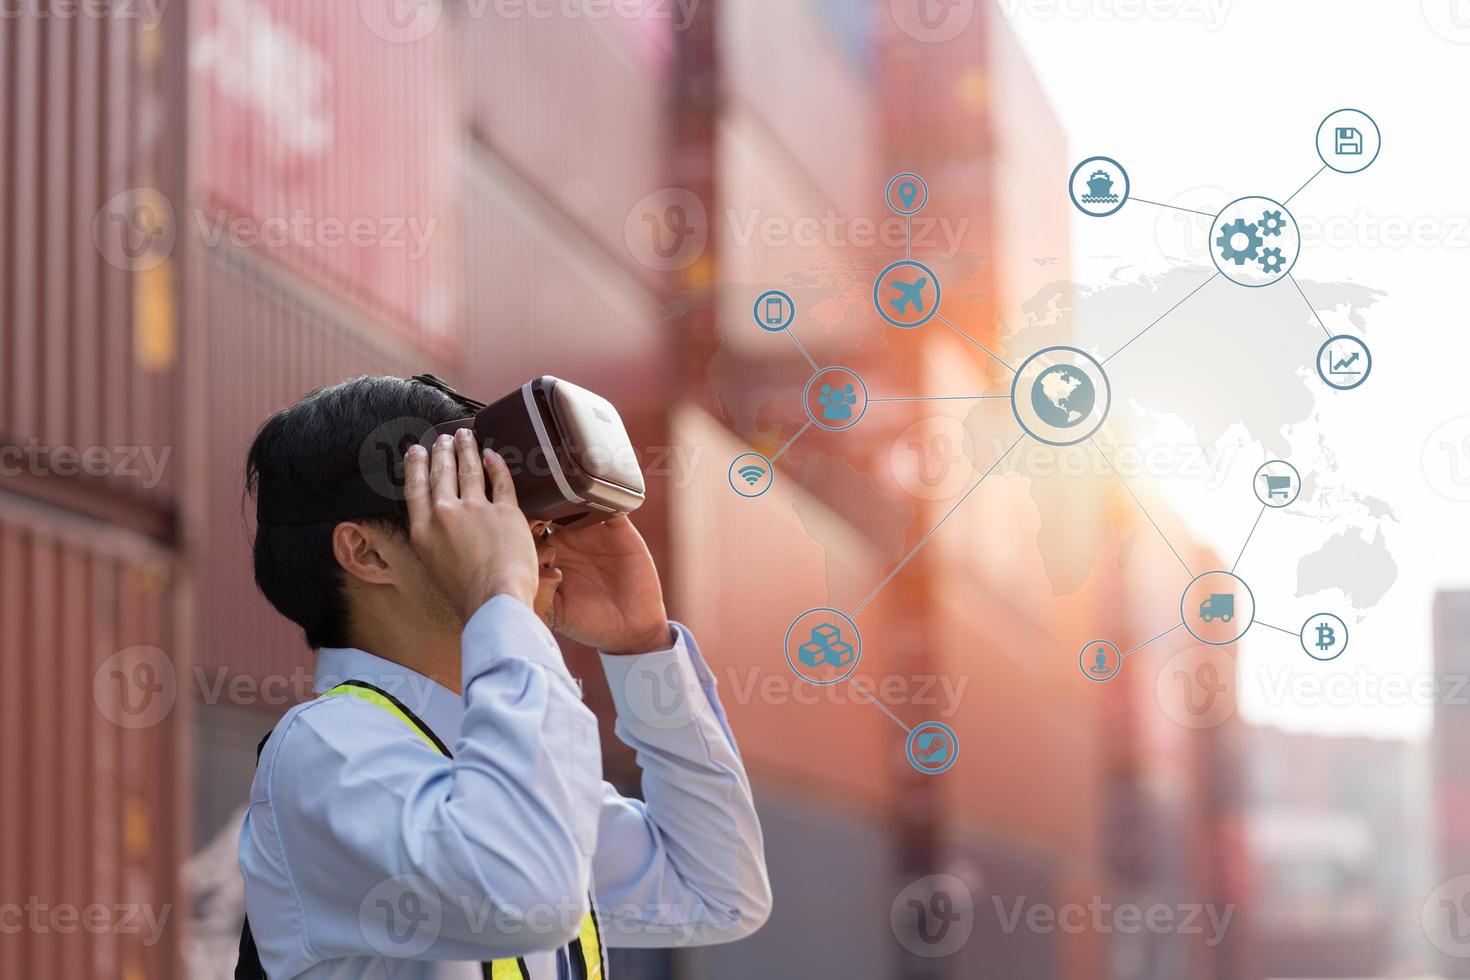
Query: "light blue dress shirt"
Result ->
[[238, 595, 771, 978]]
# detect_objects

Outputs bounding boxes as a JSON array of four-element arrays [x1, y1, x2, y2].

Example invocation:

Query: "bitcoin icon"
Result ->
[[1301, 613, 1348, 661]]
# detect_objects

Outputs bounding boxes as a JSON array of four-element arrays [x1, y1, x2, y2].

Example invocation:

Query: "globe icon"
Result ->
[[1030, 365, 1096, 428]]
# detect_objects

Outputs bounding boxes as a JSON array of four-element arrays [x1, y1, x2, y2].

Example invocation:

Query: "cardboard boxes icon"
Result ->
[[797, 623, 853, 668]]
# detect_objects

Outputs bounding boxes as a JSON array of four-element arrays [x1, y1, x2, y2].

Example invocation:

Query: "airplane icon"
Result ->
[[888, 277, 929, 317]]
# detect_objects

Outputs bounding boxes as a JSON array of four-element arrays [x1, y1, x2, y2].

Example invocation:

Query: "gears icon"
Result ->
[[1215, 218, 1263, 265], [1210, 195, 1300, 287], [1257, 246, 1285, 276]]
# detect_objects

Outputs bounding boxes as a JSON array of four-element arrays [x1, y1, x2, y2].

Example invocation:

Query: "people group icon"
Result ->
[[819, 382, 858, 423]]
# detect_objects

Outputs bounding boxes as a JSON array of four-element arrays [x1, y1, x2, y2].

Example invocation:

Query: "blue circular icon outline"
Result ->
[[1180, 570, 1256, 646], [1316, 107, 1381, 174], [753, 289, 796, 333], [1253, 459, 1302, 509], [783, 607, 862, 686], [803, 367, 870, 432], [1209, 195, 1300, 288], [906, 721, 959, 775], [885, 171, 929, 216], [1078, 639, 1123, 683], [1068, 156, 1130, 218], [1316, 334, 1372, 390], [1010, 345, 1112, 447], [727, 451, 774, 499], [872, 258, 942, 330], [1300, 612, 1348, 661]]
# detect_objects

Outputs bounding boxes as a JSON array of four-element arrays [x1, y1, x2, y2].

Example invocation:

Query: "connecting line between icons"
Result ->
[[1130, 196, 1217, 218], [1287, 273, 1335, 339], [905, 216, 912, 260], [935, 313, 1019, 374], [1255, 621, 1299, 639], [1121, 623, 1184, 659], [1285, 164, 1328, 205], [1231, 504, 1266, 574], [1101, 271, 1220, 366], [849, 677, 913, 733], [1090, 437, 1195, 579], [770, 420, 813, 464], [784, 328, 819, 371], [852, 432, 1026, 618], [869, 395, 1009, 403]]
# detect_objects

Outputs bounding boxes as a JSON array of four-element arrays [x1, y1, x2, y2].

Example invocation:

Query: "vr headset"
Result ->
[[255, 375, 645, 530]]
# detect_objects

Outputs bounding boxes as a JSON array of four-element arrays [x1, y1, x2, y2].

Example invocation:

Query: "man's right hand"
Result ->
[[404, 429, 540, 620]]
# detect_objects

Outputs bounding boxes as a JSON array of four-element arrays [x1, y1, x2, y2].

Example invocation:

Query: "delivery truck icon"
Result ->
[[1198, 593, 1235, 624]]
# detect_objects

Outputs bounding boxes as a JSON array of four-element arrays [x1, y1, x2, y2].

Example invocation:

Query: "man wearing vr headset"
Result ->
[[236, 376, 771, 978]]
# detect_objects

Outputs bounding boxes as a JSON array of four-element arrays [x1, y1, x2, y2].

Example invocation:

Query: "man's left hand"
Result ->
[[549, 515, 673, 655]]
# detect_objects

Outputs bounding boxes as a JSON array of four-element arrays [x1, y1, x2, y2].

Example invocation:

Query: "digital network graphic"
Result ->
[[734, 110, 1380, 774]]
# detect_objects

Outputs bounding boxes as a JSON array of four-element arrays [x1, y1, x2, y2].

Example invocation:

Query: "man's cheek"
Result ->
[[534, 579, 559, 623]]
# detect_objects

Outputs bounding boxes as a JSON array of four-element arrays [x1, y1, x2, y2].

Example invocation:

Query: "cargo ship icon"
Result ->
[[1080, 169, 1120, 204]]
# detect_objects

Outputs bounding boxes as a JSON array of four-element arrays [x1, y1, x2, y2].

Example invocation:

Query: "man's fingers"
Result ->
[[403, 444, 430, 530], [455, 429, 486, 500], [483, 449, 518, 506], [429, 433, 457, 503]]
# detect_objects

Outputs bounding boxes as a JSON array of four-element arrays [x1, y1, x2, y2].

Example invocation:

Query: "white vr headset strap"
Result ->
[[522, 382, 586, 506]]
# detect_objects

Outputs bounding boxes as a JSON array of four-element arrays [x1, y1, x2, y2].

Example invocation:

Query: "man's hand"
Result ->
[[404, 430, 540, 620], [549, 515, 672, 655]]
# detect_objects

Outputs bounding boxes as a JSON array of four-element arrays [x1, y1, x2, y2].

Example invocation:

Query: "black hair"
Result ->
[[244, 376, 468, 649]]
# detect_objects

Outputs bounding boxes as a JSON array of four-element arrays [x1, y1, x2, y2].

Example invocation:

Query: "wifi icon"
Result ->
[[729, 453, 773, 497]]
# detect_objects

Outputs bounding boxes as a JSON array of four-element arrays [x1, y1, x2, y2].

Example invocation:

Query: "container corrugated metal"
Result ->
[[0, 499, 183, 978], [192, 0, 461, 352], [192, 249, 440, 686], [455, 143, 671, 409], [456, 3, 671, 285], [671, 405, 900, 810], [0, 7, 182, 508]]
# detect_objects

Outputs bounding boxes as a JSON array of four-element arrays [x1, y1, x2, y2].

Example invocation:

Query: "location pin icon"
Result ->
[[898, 181, 918, 210]]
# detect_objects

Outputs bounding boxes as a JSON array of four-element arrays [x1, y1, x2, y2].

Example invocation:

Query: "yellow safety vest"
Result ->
[[321, 681, 607, 980]]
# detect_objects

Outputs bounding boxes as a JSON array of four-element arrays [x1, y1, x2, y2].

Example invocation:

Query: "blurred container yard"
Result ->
[[0, 2, 1451, 979]]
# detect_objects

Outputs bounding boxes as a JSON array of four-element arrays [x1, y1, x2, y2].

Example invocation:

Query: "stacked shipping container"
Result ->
[[0, 3, 188, 976], [0, 0, 1250, 976]]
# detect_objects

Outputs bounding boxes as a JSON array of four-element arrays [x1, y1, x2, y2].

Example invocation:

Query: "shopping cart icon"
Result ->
[[1260, 473, 1294, 500]]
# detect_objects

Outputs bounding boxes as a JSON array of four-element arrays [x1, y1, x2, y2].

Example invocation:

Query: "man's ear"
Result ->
[[331, 521, 397, 587]]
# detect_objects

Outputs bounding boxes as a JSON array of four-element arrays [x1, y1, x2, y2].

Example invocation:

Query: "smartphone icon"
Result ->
[[764, 296, 784, 325]]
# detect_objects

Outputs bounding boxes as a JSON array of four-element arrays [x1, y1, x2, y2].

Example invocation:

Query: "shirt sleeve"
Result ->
[[242, 596, 604, 969], [591, 623, 773, 948]]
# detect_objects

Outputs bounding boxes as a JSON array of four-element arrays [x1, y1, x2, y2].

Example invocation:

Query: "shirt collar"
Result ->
[[313, 646, 465, 748]]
